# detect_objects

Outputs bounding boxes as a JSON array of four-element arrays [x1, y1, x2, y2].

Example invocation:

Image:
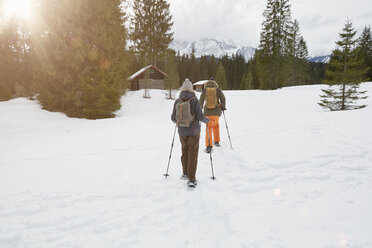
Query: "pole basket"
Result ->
[[164, 173, 170, 178]]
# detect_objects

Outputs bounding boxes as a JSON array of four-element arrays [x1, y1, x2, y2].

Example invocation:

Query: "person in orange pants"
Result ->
[[205, 116, 220, 148], [199, 78, 226, 153]]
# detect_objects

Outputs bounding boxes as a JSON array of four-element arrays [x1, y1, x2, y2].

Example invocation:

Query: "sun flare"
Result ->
[[3, 0, 33, 20]]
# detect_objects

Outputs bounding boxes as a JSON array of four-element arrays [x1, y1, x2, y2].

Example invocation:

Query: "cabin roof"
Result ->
[[128, 65, 168, 81], [193, 80, 209, 86]]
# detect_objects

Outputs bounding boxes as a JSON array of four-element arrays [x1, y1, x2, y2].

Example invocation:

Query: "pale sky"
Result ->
[[168, 0, 372, 56]]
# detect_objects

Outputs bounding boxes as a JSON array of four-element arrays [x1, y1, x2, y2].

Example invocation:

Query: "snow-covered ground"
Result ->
[[1, 83, 372, 248]]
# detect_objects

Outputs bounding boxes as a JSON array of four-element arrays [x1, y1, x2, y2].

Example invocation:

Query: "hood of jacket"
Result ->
[[204, 80, 219, 89], [179, 90, 196, 100]]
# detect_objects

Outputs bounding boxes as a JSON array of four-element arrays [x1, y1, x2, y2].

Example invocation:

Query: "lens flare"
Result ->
[[273, 188, 281, 196], [340, 238, 348, 247], [3, 0, 33, 20], [334, 234, 349, 247], [299, 207, 310, 217]]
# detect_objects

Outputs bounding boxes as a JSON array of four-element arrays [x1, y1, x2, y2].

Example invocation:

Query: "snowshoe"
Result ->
[[180, 174, 188, 180], [214, 142, 221, 147], [205, 146, 212, 153], [187, 179, 197, 188]]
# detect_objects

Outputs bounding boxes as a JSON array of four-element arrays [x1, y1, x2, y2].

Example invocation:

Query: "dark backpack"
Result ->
[[175, 97, 195, 127]]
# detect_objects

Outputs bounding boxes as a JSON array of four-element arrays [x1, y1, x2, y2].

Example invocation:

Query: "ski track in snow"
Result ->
[[1, 84, 372, 248]]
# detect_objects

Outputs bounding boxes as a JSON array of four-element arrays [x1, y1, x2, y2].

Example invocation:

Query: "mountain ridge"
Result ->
[[170, 38, 330, 63], [308, 55, 330, 63], [170, 38, 256, 62]]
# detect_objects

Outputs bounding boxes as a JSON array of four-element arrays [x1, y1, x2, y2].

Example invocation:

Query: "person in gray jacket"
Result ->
[[171, 79, 209, 187]]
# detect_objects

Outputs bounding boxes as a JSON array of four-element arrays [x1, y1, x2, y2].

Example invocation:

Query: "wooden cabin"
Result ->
[[128, 65, 168, 91], [193, 80, 208, 92]]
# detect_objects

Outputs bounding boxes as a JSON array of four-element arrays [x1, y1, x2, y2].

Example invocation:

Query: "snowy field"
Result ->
[[1, 83, 372, 248]]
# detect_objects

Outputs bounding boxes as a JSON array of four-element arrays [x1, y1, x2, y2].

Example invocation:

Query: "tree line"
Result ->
[[1, 0, 371, 118]]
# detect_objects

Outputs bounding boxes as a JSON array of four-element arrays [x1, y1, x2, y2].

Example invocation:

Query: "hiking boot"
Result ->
[[214, 142, 221, 147], [180, 174, 188, 180], [206, 146, 212, 153]]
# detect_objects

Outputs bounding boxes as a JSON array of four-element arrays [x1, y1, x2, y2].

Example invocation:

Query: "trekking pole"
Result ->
[[164, 124, 177, 178], [222, 110, 233, 149], [207, 125, 216, 180]]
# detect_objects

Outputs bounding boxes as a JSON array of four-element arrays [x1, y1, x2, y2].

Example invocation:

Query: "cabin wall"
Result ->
[[138, 79, 164, 90], [194, 85, 204, 92]]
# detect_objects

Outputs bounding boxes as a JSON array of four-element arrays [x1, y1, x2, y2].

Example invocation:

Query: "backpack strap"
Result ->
[[187, 96, 196, 124], [187, 96, 195, 102], [216, 88, 222, 108]]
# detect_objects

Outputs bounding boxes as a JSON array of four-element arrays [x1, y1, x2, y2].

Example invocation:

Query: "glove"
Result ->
[[222, 107, 227, 111]]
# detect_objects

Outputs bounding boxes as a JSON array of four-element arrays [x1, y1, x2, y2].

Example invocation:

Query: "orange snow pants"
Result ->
[[205, 115, 220, 148]]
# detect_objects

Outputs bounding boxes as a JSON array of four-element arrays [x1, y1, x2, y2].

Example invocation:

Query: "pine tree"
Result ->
[[164, 49, 179, 99], [183, 54, 191, 82], [319, 20, 368, 111], [256, 0, 293, 89], [357, 26, 372, 80], [209, 55, 218, 78], [0, 19, 18, 100], [215, 62, 228, 90], [0, 15, 33, 100], [235, 53, 246, 89], [34, 0, 129, 119], [240, 73, 248, 90], [248, 55, 260, 89], [220, 55, 233, 89], [309, 62, 327, 84], [247, 69, 254, 89], [130, 0, 174, 66], [287, 19, 299, 86], [189, 49, 197, 82], [296, 36, 310, 84], [199, 56, 209, 80], [287, 19, 310, 86], [177, 54, 187, 85]]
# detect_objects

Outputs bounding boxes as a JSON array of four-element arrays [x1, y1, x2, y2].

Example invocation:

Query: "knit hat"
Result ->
[[180, 78, 195, 93]]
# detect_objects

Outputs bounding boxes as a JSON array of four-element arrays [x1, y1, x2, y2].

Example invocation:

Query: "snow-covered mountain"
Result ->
[[170, 38, 256, 62], [171, 38, 331, 64], [309, 55, 330, 63]]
